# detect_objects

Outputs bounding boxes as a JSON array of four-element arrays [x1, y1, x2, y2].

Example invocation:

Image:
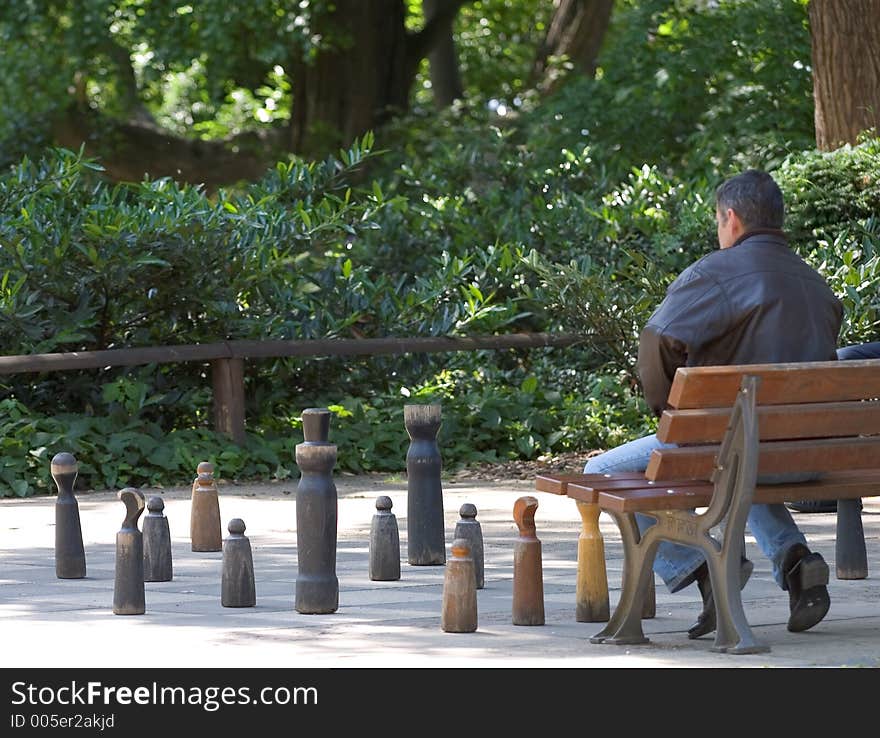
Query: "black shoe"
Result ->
[[782, 543, 830, 633], [687, 557, 754, 639]]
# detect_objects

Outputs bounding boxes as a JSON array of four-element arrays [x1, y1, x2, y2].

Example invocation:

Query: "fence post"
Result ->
[[211, 358, 246, 445]]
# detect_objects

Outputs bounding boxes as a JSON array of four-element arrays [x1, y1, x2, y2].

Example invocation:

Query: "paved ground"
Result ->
[[2, 473, 879, 669]]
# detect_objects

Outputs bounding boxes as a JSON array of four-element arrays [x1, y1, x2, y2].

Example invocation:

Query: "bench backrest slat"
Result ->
[[645, 436, 880, 481], [667, 359, 880, 409], [657, 400, 880, 444]]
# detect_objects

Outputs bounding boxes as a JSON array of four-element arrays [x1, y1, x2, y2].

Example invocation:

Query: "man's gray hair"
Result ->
[[715, 169, 784, 230]]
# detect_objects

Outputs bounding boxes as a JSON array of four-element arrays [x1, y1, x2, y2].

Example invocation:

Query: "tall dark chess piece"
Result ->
[[113, 488, 146, 615], [51, 452, 86, 579], [190, 461, 222, 552], [143, 496, 173, 582], [454, 503, 484, 589], [222, 518, 256, 608], [369, 496, 401, 581], [512, 496, 545, 626], [294, 407, 339, 614], [404, 403, 445, 566]]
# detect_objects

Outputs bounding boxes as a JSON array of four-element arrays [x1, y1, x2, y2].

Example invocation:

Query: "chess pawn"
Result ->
[[113, 488, 146, 615], [441, 538, 478, 633], [454, 503, 484, 589], [222, 519, 256, 608], [294, 429, 339, 614], [143, 496, 173, 582], [369, 496, 401, 581], [512, 496, 545, 626], [51, 452, 86, 579], [190, 461, 222, 552], [404, 403, 445, 566]]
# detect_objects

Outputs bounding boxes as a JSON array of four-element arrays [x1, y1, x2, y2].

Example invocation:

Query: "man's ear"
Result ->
[[727, 208, 745, 237]]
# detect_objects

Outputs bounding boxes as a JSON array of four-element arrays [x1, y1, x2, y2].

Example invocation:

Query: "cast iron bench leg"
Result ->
[[590, 511, 653, 645], [707, 535, 769, 654]]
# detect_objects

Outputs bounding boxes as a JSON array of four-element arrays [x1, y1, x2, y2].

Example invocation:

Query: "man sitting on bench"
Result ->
[[584, 169, 843, 637]]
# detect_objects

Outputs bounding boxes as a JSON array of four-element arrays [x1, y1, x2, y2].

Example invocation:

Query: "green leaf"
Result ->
[[521, 376, 538, 394]]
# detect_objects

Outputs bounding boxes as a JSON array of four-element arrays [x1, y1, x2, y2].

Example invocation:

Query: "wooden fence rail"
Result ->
[[0, 332, 583, 444]]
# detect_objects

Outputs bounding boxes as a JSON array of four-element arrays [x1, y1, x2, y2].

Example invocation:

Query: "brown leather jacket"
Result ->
[[637, 230, 843, 416]]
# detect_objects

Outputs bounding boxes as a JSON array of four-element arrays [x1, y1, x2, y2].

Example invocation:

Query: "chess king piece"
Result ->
[[51, 452, 86, 579]]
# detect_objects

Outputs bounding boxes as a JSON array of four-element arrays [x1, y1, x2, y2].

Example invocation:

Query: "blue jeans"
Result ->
[[584, 434, 807, 591], [837, 342, 880, 360]]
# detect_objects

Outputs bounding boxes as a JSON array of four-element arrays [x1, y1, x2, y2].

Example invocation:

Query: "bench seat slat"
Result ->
[[534, 471, 649, 495], [667, 359, 880, 409], [657, 400, 880, 444], [566, 477, 710, 504], [645, 436, 880, 481], [596, 469, 880, 513]]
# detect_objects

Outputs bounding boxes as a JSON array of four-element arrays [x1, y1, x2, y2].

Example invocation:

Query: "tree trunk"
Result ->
[[809, 0, 880, 151], [424, 0, 464, 108], [532, 0, 614, 93], [291, 0, 413, 158], [290, 0, 470, 157]]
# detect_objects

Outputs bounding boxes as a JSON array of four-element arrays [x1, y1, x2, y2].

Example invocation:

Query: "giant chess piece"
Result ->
[[369, 496, 401, 581], [190, 461, 222, 552], [113, 488, 146, 615], [294, 407, 339, 614], [512, 496, 545, 626], [404, 403, 445, 566], [222, 518, 256, 608], [454, 503, 484, 589], [143, 496, 173, 582], [51, 452, 86, 579], [441, 538, 478, 633]]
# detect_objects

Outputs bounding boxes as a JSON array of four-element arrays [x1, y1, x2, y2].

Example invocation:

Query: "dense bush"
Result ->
[[776, 136, 880, 345], [0, 142, 536, 413]]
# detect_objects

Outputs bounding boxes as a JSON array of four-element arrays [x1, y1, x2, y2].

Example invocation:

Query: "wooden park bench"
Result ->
[[535, 358, 880, 654]]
